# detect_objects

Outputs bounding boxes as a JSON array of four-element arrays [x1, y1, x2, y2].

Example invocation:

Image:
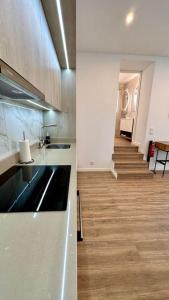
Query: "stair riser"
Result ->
[[115, 164, 148, 169], [114, 147, 138, 153], [113, 154, 144, 160]]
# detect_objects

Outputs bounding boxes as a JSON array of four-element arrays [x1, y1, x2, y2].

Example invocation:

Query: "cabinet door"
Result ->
[[0, 0, 43, 92], [39, 5, 61, 109], [0, 0, 62, 110]]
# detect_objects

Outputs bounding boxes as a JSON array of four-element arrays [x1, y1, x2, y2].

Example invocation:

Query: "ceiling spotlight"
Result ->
[[125, 11, 135, 25]]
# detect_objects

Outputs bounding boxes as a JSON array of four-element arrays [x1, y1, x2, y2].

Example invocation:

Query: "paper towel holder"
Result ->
[[18, 158, 34, 165], [19, 131, 34, 164]]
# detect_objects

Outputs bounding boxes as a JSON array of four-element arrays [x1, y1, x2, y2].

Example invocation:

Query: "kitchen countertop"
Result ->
[[0, 143, 77, 300]]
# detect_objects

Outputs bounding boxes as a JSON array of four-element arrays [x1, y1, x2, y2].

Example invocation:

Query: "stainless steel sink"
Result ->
[[46, 144, 71, 149]]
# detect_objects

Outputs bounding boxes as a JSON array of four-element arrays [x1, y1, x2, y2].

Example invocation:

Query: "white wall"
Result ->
[[77, 52, 120, 170], [134, 57, 169, 170], [77, 52, 169, 172], [134, 63, 155, 154], [145, 58, 169, 169], [146, 58, 169, 141]]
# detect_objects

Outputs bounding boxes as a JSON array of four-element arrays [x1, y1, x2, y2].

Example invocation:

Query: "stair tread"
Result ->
[[113, 154, 143, 159], [113, 153, 143, 158], [115, 144, 137, 146], [117, 169, 153, 174], [114, 159, 147, 164], [115, 144, 138, 147], [114, 149, 138, 153], [114, 152, 142, 155]]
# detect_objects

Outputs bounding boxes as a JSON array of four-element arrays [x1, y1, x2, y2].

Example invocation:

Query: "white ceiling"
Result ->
[[77, 0, 169, 56], [119, 73, 139, 84]]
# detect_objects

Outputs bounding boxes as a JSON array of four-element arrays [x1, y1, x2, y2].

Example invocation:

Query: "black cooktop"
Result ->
[[0, 165, 71, 213]]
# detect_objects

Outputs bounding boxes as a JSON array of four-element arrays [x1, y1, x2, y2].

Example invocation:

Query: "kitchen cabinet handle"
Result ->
[[77, 190, 83, 242]]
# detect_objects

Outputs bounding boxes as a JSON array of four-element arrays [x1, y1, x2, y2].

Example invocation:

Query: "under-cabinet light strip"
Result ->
[[56, 0, 69, 69], [27, 100, 51, 111]]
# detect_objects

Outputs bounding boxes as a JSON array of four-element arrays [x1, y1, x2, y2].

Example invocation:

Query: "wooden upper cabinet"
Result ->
[[0, 0, 61, 111]]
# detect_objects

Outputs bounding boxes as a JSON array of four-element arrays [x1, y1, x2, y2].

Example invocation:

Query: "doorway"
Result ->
[[115, 71, 141, 145]]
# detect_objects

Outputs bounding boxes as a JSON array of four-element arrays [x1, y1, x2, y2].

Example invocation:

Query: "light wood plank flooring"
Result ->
[[78, 171, 169, 300], [115, 137, 132, 146]]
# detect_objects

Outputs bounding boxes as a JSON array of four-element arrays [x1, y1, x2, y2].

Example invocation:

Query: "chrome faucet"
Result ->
[[41, 124, 58, 129], [39, 124, 57, 148]]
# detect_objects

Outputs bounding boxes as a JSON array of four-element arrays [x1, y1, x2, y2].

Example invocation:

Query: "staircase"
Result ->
[[112, 142, 153, 179]]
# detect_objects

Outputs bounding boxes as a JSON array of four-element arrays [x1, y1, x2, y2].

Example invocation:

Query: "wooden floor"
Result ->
[[115, 137, 132, 146], [78, 171, 169, 300]]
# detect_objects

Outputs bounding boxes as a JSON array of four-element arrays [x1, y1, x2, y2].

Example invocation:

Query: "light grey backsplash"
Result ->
[[0, 70, 76, 160], [0, 103, 43, 159], [43, 110, 75, 139]]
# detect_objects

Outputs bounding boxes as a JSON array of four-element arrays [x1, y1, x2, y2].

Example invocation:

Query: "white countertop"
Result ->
[[0, 143, 77, 300]]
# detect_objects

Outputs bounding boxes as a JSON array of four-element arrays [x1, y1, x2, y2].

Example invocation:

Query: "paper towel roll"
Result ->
[[19, 139, 32, 163]]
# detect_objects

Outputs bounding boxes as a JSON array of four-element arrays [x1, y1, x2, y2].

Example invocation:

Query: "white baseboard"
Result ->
[[111, 168, 117, 179], [110, 161, 117, 179]]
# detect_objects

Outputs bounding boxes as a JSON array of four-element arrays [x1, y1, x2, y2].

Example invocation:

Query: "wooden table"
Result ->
[[154, 141, 169, 176]]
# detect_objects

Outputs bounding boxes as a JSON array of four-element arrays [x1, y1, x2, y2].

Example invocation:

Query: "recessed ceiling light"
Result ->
[[125, 11, 135, 25]]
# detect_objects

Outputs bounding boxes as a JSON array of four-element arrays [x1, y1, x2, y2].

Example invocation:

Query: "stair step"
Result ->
[[114, 159, 148, 169], [116, 169, 154, 179], [114, 145, 138, 153], [112, 152, 144, 160]]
